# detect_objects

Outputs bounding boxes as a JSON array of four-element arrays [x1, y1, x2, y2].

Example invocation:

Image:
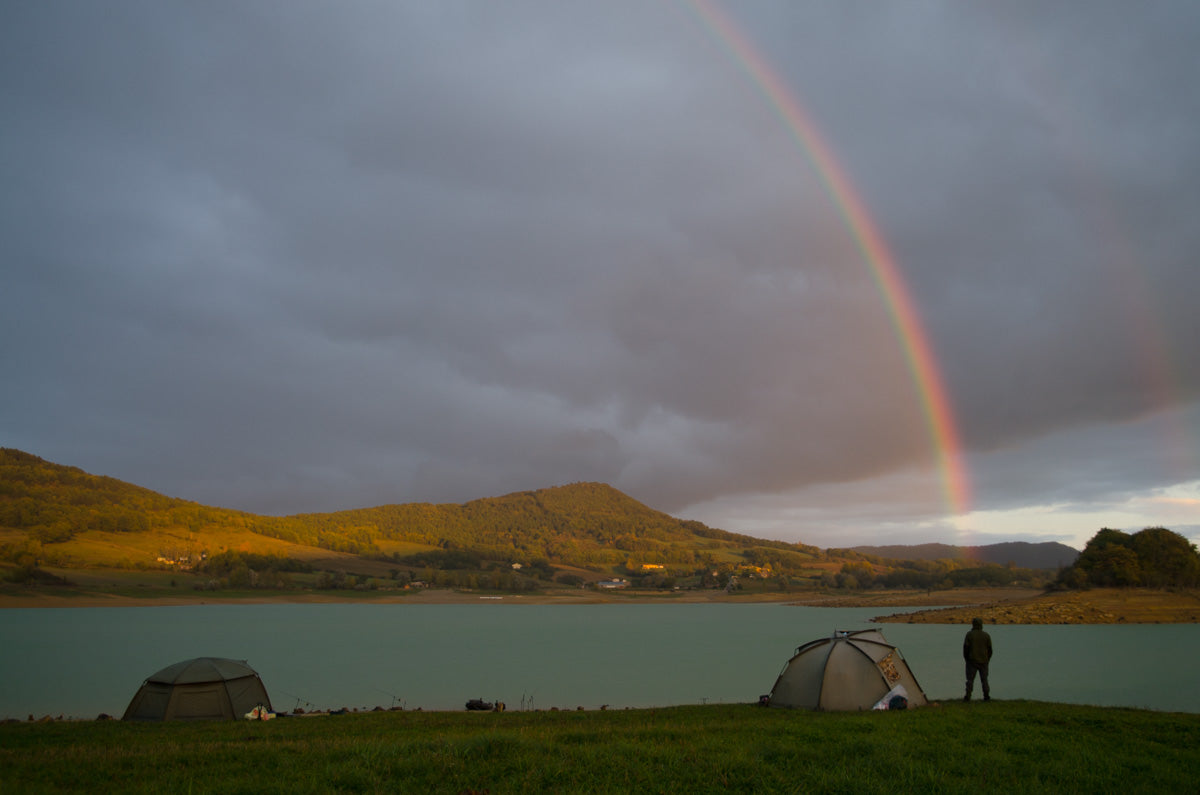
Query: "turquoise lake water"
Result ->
[[2, 603, 1197, 718]]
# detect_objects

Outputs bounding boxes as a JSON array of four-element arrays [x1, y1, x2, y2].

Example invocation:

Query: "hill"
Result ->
[[0, 448, 831, 590], [846, 541, 1079, 570], [1, 448, 1053, 595]]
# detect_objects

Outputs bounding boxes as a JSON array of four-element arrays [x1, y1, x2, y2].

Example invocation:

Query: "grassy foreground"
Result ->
[[2, 702, 1197, 794]]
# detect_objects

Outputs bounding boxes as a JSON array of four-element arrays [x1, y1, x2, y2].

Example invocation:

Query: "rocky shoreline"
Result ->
[[872, 587, 1200, 624]]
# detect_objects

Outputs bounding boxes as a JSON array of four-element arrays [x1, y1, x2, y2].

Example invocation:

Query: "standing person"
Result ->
[[963, 617, 993, 702]]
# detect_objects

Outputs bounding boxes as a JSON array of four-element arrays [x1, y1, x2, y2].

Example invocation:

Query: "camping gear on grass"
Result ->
[[122, 657, 273, 721], [768, 629, 928, 711]]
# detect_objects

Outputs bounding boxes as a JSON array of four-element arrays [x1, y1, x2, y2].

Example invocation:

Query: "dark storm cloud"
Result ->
[[3, 1, 1198, 545]]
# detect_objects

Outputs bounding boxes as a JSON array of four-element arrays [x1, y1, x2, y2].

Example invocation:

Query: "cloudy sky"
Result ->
[[4, 1, 1198, 550]]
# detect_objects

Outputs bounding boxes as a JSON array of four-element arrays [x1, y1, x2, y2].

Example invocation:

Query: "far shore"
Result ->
[[3, 586, 1197, 623], [0, 588, 791, 609], [0, 585, 1035, 610]]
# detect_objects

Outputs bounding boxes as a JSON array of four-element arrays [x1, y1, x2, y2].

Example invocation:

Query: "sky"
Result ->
[[3, 1, 1199, 551]]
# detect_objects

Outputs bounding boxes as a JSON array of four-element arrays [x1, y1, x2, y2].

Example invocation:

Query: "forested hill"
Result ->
[[0, 448, 1071, 593], [284, 481, 808, 563], [846, 542, 1079, 570], [0, 447, 209, 538], [0, 448, 820, 575]]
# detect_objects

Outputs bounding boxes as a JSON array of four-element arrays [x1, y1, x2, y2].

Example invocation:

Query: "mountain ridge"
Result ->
[[1, 448, 1059, 592], [846, 541, 1079, 570]]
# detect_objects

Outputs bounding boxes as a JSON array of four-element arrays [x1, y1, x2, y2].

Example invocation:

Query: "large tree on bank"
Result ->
[[1059, 527, 1200, 588]]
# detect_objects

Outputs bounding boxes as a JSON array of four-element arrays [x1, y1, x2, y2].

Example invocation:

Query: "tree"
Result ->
[[1129, 527, 1200, 587], [838, 562, 874, 589], [1082, 545, 1142, 587], [1059, 526, 1200, 589], [1068, 528, 1134, 587]]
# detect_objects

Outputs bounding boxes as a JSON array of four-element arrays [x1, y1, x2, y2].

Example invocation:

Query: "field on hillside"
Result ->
[[2, 702, 1197, 793]]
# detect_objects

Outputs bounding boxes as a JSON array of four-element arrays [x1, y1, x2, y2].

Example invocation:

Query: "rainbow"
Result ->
[[686, 0, 972, 514]]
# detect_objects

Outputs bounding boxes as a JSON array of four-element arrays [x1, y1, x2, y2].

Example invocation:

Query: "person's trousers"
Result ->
[[965, 660, 989, 698]]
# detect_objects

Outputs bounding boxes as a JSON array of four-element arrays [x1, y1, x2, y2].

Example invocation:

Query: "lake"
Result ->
[[2, 603, 1197, 719]]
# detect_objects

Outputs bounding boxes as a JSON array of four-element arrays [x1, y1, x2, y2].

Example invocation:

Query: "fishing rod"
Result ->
[[373, 686, 405, 710], [276, 689, 318, 713]]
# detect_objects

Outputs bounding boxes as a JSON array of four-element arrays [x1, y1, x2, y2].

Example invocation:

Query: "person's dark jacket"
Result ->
[[963, 628, 993, 665]]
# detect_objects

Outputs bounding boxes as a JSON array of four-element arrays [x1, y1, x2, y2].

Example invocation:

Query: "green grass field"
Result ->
[[2, 701, 1197, 794]]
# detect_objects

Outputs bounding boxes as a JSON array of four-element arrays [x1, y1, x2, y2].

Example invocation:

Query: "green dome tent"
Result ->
[[768, 629, 928, 711], [122, 657, 273, 721]]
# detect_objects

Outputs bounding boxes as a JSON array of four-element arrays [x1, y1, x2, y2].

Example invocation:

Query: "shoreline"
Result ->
[[4, 586, 1198, 623], [0, 586, 1037, 610], [0, 588, 810, 609], [873, 586, 1200, 625]]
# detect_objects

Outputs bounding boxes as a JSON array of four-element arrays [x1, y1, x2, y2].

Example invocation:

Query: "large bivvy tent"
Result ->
[[768, 629, 928, 711], [122, 657, 273, 721]]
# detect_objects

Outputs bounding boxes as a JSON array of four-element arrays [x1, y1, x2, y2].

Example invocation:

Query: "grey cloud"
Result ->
[[3, 1, 1198, 545]]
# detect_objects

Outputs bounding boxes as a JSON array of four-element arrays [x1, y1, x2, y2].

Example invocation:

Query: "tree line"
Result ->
[[1056, 527, 1199, 589]]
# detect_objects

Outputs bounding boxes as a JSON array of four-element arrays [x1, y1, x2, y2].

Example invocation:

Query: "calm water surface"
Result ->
[[1, 603, 1196, 719]]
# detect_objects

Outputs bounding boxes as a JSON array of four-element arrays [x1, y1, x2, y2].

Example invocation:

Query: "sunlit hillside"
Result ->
[[0, 448, 1052, 594]]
